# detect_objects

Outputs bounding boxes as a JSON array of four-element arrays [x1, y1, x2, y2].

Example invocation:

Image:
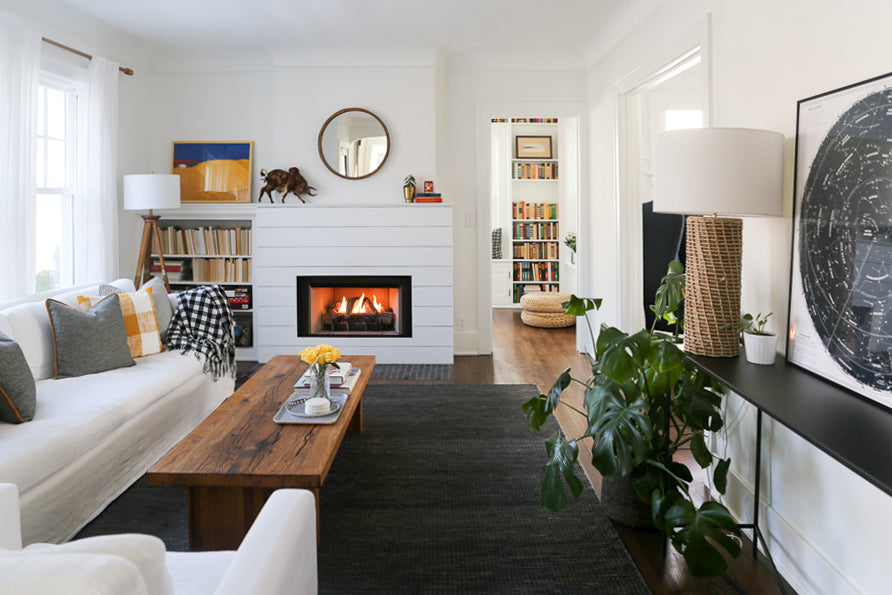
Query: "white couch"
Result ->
[[0, 482, 318, 594], [0, 280, 234, 545]]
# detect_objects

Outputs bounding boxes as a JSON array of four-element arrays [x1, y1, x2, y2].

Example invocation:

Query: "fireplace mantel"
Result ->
[[252, 204, 453, 364]]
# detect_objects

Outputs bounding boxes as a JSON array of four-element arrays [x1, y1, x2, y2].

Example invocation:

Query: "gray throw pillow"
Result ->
[[139, 277, 173, 340], [0, 331, 36, 423], [100, 277, 173, 340], [46, 294, 135, 379]]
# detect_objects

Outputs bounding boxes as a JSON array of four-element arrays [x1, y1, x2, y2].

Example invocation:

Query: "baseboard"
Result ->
[[453, 330, 479, 355]]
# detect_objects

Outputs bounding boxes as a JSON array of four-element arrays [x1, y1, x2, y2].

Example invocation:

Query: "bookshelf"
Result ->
[[154, 216, 255, 357], [490, 117, 577, 306], [511, 201, 560, 303]]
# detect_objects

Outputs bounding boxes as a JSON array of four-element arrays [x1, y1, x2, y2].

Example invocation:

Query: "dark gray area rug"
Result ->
[[322, 384, 647, 593], [78, 384, 648, 594], [77, 476, 187, 548]]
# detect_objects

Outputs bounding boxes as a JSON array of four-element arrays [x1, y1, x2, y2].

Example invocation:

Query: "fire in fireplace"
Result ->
[[324, 291, 394, 332], [297, 275, 412, 337]]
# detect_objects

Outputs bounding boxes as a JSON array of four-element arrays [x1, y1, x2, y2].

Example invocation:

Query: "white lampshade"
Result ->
[[123, 174, 181, 211], [653, 127, 784, 217]]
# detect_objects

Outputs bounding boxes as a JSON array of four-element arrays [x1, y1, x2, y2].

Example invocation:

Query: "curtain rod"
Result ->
[[41, 37, 134, 76]]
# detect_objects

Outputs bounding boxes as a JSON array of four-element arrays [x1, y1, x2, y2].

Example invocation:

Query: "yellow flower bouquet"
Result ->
[[300, 344, 341, 400]]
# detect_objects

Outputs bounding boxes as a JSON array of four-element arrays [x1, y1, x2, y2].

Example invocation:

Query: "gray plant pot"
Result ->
[[600, 474, 654, 529]]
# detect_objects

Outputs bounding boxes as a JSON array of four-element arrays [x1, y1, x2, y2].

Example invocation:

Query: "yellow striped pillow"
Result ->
[[76, 288, 163, 358]]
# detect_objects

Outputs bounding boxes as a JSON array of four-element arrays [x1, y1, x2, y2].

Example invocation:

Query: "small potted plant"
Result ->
[[563, 232, 576, 264], [403, 175, 416, 203], [737, 312, 777, 365]]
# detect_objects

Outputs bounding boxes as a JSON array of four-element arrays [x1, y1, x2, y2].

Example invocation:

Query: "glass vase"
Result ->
[[309, 364, 332, 401]]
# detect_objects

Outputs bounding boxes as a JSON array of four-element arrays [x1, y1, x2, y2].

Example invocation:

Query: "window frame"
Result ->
[[34, 56, 88, 291]]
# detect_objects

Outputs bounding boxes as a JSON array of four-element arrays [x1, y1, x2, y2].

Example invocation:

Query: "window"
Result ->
[[34, 72, 84, 292]]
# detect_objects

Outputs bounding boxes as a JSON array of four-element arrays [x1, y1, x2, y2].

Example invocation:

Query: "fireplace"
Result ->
[[297, 275, 412, 338]]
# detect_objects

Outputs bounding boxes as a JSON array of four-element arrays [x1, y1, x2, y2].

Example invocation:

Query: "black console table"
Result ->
[[688, 353, 892, 497], [688, 353, 892, 593]]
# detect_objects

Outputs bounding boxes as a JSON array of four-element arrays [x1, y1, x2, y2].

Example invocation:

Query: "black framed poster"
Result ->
[[788, 72, 892, 410]]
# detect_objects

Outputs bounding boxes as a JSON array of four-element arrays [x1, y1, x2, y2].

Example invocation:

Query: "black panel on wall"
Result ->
[[642, 200, 686, 332]]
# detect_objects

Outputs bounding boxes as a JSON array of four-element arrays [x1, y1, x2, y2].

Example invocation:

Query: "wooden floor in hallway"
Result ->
[[451, 307, 791, 595]]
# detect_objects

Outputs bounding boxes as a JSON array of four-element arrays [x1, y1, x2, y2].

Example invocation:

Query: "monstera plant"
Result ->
[[523, 261, 742, 577]]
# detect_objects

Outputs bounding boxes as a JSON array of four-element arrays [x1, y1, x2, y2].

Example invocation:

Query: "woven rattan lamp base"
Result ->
[[684, 216, 742, 357]]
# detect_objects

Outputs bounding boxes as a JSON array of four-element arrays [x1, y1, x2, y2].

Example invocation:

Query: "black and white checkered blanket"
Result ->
[[166, 285, 236, 381]]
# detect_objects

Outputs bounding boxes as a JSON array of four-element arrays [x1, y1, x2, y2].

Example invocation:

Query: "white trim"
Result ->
[[612, 15, 712, 332]]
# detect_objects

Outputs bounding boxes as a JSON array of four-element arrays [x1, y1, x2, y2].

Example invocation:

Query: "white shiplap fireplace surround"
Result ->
[[162, 204, 454, 364]]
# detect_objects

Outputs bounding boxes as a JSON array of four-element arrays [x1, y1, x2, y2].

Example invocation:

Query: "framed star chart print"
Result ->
[[788, 72, 892, 410]]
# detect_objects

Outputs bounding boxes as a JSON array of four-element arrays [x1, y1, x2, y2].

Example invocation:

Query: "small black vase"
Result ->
[[600, 474, 654, 529]]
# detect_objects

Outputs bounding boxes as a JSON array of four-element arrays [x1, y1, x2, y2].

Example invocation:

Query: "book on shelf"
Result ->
[[232, 311, 252, 347], [293, 363, 362, 395], [513, 221, 557, 240], [512, 162, 558, 180], [512, 201, 558, 220], [151, 259, 184, 282], [191, 258, 251, 284], [489, 117, 558, 123], [159, 226, 252, 257], [415, 192, 443, 203], [222, 285, 252, 310]]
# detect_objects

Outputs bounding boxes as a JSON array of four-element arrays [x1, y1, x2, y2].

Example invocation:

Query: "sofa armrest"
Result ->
[[0, 483, 22, 550], [214, 489, 317, 595]]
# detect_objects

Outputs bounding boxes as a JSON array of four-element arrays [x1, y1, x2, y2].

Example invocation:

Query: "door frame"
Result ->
[[475, 102, 587, 355]]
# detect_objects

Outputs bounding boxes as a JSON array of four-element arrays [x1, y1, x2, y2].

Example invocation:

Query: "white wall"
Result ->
[[271, 64, 435, 202], [436, 52, 588, 353], [586, 1, 892, 593]]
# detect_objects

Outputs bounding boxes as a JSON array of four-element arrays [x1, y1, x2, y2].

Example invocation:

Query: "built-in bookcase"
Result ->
[[152, 208, 256, 359]]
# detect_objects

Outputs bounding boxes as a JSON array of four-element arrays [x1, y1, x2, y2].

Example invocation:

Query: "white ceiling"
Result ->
[[53, 0, 658, 65]]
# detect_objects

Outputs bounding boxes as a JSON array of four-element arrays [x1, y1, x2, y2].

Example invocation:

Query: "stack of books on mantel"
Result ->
[[292, 362, 362, 395], [415, 192, 443, 203]]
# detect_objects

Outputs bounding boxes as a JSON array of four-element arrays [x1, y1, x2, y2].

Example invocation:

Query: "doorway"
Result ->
[[486, 115, 580, 352], [616, 46, 709, 332]]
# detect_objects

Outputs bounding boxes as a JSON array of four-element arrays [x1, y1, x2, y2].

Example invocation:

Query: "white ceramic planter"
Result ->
[[743, 332, 778, 365]]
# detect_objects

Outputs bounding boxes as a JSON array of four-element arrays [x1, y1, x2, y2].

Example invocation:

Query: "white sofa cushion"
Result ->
[[24, 533, 173, 595], [0, 349, 206, 495], [0, 550, 148, 594]]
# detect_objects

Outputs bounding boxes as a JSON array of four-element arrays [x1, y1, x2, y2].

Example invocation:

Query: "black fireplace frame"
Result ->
[[296, 275, 412, 338]]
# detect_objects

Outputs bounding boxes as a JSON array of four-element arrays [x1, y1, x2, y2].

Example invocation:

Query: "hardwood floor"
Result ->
[[451, 308, 792, 595]]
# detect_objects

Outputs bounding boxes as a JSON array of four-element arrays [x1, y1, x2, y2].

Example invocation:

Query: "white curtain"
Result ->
[[0, 14, 40, 301], [75, 56, 119, 284]]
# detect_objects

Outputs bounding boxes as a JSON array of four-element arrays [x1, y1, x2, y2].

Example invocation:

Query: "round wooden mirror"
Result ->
[[318, 108, 390, 179]]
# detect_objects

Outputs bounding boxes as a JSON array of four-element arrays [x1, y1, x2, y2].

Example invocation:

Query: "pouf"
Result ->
[[519, 291, 575, 328]]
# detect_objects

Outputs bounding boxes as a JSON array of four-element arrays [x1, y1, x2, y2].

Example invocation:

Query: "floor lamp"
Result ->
[[124, 174, 181, 292], [653, 127, 784, 357]]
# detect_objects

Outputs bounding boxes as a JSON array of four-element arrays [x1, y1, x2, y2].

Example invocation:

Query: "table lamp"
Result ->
[[124, 174, 181, 291], [653, 127, 784, 357]]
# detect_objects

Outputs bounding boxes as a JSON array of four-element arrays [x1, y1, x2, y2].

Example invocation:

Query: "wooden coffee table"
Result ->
[[148, 354, 375, 550]]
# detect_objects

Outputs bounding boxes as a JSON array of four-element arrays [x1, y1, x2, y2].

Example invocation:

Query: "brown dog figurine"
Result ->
[[258, 167, 318, 203]]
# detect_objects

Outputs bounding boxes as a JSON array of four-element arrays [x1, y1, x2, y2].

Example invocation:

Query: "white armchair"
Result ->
[[0, 483, 317, 594]]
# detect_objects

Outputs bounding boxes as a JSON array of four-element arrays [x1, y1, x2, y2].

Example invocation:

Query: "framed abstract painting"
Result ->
[[171, 141, 253, 203], [788, 72, 892, 410]]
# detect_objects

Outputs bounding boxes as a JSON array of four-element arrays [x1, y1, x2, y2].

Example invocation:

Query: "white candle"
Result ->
[[305, 397, 329, 415]]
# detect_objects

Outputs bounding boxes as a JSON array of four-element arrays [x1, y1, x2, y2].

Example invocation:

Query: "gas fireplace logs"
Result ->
[[322, 293, 395, 333]]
